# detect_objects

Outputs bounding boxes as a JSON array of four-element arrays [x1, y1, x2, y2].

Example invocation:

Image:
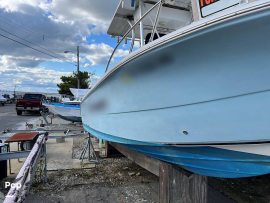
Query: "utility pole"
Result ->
[[77, 46, 80, 89], [14, 84, 17, 99]]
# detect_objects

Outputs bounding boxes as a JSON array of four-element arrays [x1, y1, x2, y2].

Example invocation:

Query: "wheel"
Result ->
[[16, 110, 22, 115], [1, 102, 4, 106]]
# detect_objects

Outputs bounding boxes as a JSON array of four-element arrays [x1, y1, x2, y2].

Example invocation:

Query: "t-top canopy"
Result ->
[[107, 0, 192, 39]]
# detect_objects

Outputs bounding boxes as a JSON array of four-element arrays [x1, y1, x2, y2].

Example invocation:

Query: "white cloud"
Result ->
[[46, 0, 119, 33], [84, 43, 129, 66], [0, 0, 124, 92], [0, 55, 71, 92], [0, 0, 119, 33], [0, 0, 45, 13]]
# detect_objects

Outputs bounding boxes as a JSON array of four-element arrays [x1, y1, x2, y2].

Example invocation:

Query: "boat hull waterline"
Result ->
[[84, 124, 270, 178], [81, 6, 270, 177]]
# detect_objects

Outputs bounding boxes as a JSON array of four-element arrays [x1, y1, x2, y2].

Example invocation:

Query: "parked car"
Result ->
[[2, 94, 12, 104], [16, 93, 47, 115], [0, 95, 7, 106]]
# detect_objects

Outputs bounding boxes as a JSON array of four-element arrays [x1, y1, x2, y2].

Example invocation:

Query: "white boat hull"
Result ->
[[82, 6, 270, 144], [81, 3, 270, 178], [46, 103, 81, 122]]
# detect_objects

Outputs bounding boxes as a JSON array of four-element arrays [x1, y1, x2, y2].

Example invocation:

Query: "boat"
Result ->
[[46, 88, 89, 122], [81, 0, 270, 178], [46, 102, 81, 122]]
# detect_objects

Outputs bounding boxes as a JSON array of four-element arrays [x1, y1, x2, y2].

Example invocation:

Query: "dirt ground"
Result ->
[[25, 161, 270, 203], [25, 158, 159, 203], [2, 156, 270, 202], [209, 175, 270, 203]]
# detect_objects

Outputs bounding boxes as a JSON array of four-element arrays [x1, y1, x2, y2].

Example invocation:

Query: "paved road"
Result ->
[[0, 103, 40, 132]]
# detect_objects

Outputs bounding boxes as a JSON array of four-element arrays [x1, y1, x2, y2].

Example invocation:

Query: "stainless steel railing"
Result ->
[[105, 0, 164, 72]]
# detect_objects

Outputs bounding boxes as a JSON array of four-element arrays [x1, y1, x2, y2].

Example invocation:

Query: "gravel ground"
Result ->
[[25, 158, 159, 203], [2, 156, 270, 202], [209, 175, 270, 203]]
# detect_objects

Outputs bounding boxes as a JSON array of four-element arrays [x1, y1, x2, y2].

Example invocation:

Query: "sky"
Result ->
[[0, 0, 129, 93]]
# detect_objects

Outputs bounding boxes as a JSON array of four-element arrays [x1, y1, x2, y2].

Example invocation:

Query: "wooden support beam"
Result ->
[[159, 162, 207, 203], [111, 143, 209, 202], [110, 142, 161, 176]]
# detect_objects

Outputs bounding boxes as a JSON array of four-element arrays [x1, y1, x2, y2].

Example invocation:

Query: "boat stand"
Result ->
[[80, 133, 99, 165], [40, 111, 54, 126]]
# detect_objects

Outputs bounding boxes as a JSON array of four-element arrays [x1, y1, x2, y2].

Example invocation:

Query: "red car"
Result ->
[[16, 93, 47, 115]]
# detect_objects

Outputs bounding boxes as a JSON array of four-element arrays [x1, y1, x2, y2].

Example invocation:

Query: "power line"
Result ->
[[0, 14, 84, 66], [0, 13, 48, 40], [0, 32, 75, 64], [0, 26, 67, 61]]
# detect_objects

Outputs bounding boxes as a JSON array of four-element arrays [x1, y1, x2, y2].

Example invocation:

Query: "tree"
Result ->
[[57, 71, 91, 95]]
